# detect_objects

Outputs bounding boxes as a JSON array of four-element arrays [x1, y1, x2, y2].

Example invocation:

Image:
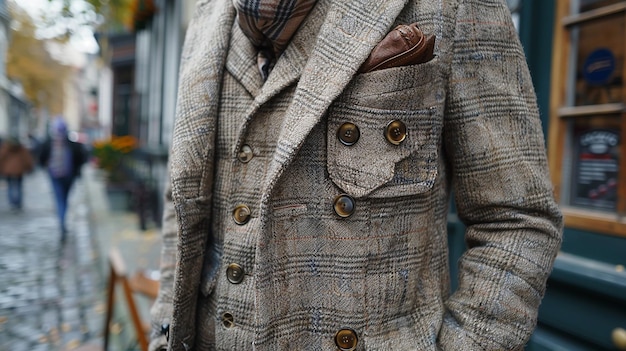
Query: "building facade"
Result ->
[[0, 0, 9, 138], [96, 0, 197, 226], [0, 0, 31, 140]]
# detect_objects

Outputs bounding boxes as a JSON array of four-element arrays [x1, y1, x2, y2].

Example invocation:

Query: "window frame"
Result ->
[[549, 0, 626, 237]]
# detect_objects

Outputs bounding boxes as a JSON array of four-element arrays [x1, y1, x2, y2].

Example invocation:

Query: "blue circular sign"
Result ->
[[583, 48, 615, 86]]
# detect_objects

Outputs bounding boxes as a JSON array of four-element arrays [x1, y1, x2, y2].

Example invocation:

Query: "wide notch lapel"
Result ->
[[261, 0, 409, 197], [167, 1, 236, 350], [170, 0, 235, 202]]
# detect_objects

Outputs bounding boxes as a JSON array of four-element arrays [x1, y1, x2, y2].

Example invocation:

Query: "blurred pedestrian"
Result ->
[[39, 118, 87, 241], [0, 137, 34, 210]]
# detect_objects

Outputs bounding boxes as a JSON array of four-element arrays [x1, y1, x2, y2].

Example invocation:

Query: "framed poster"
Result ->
[[570, 128, 620, 210]]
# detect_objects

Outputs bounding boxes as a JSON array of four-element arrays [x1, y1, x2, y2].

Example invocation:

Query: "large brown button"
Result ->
[[237, 144, 253, 163], [335, 329, 358, 351], [226, 263, 244, 284], [385, 120, 407, 145], [222, 313, 234, 328], [333, 194, 355, 218], [337, 122, 360, 146], [233, 204, 251, 225]]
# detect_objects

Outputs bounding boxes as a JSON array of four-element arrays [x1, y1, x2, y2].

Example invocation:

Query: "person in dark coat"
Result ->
[[39, 118, 87, 241], [0, 137, 34, 210]]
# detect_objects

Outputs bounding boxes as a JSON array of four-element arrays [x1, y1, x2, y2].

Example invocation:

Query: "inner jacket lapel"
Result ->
[[232, 0, 331, 156], [260, 0, 410, 200], [226, 22, 264, 97]]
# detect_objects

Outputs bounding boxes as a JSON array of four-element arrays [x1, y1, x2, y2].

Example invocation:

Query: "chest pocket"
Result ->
[[327, 58, 445, 198]]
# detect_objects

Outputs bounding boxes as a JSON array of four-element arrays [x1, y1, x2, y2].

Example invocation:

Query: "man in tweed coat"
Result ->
[[150, 0, 563, 350]]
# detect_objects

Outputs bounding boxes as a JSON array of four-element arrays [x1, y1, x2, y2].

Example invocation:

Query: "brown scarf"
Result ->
[[235, 0, 317, 79]]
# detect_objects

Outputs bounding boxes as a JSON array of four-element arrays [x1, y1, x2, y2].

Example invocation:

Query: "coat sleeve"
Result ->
[[149, 172, 178, 351], [438, 0, 563, 349]]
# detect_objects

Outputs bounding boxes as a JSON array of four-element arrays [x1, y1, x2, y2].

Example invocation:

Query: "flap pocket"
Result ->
[[327, 61, 444, 198]]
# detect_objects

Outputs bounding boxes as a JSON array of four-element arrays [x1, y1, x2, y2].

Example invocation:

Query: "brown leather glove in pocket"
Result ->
[[360, 23, 435, 73]]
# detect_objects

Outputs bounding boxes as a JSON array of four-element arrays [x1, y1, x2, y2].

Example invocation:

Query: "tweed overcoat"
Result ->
[[150, 0, 563, 350]]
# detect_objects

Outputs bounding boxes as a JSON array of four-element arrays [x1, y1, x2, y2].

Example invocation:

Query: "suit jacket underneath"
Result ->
[[150, 0, 563, 350]]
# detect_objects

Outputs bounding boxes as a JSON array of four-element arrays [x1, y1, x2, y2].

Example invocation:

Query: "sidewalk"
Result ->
[[82, 165, 162, 349], [84, 165, 162, 276], [0, 165, 162, 351]]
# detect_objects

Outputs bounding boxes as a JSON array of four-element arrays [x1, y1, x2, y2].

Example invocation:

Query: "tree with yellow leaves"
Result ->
[[41, 0, 135, 37], [6, 2, 69, 115]]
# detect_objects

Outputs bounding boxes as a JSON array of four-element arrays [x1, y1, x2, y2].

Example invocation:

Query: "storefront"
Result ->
[[539, 1, 626, 350]]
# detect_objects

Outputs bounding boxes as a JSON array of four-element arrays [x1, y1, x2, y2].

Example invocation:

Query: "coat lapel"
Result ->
[[168, 1, 236, 350], [261, 0, 409, 197], [170, 0, 235, 201]]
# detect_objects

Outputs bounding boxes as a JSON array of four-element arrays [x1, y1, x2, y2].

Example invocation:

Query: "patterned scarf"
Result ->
[[234, 0, 317, 79]]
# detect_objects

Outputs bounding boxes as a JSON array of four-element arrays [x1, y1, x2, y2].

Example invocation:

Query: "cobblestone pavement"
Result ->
[[0, 169, 104, 351]]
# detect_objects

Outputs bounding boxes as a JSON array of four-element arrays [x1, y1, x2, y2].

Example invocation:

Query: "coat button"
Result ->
[[237, 144, 254, 163], [337, 122, 360, 146], [222, 313, 234, 328], [385, 120, 407, 145], [226, 263, 245, 284], [335, 329, 358, 351], [333, 194, 355, 218], [233, 204, 251, 225]]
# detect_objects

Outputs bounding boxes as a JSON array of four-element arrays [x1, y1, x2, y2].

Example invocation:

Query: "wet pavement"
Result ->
[[0, 166, 162, 351], [0, 169, 104, 351]]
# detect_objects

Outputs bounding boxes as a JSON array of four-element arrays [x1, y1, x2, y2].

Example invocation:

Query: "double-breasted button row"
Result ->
[[335, 328, 358, 351], [228, 143, 252, 333], [337, 120, 407, 146]]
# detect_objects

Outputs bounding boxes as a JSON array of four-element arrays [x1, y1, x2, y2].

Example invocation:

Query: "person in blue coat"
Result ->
[[39, 118, 87, 242]]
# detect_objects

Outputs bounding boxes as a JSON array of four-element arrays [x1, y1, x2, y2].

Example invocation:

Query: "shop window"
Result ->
[[550, 0, 626, 237], [573, 13, 624, 106]]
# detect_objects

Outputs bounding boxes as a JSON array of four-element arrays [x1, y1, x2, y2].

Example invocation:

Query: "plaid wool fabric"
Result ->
[[150, 0, 563, 350], [235, 0, 317, 58]]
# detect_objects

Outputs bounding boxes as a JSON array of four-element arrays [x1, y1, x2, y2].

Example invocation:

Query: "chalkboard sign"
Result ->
[[571, 128, 620, 210]]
